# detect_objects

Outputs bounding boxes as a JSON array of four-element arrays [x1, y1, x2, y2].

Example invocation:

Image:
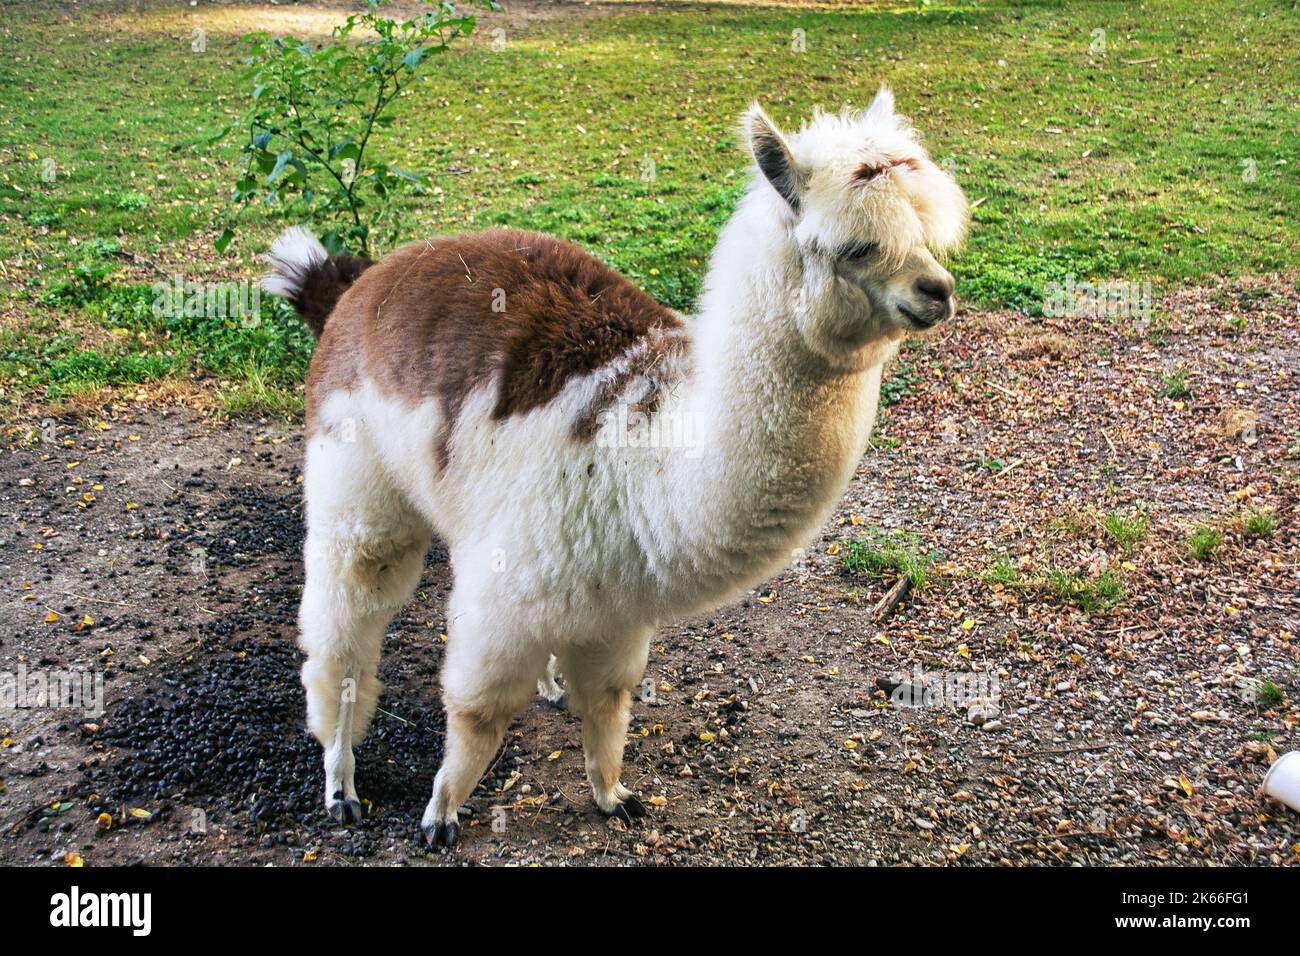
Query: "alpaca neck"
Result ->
[[655, 189, 895, 602]]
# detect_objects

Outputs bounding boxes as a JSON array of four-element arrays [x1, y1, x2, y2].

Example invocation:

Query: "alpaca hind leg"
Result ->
[[560, 630, 652, 820], [300, 580, 380, 823], [298, 430, 430, 823], [422, 605, 548, 847], [300, 527, 428, 823]]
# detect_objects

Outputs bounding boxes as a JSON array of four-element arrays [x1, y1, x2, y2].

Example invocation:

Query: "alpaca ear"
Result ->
[[863, 86, 895, 122], [746, 104, 804, 213]]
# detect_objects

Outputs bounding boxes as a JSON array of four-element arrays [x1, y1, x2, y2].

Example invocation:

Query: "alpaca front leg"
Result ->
[[422, 621, 544, 848], [421, 704, 514, 848], [560, 633, 652, 821], [577, 686, 647, 821]]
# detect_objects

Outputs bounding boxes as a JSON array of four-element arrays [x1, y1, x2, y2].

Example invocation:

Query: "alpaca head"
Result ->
[[745, 88, 969, 367]]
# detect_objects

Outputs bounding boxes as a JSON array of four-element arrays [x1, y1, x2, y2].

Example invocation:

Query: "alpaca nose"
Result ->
[[915, 272, 954, 303], [908, 270, 955, 327]]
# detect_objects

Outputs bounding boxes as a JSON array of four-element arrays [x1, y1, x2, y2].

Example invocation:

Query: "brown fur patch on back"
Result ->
[[570, 329, 691, 442], [306, 229, 687, 466]]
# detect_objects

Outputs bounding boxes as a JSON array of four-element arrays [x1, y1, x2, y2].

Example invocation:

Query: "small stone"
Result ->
[[966, 698, 1000, 727]]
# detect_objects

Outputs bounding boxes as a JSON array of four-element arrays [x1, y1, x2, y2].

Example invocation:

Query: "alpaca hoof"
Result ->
[[544, 692, 568, 711], [328, 792, 365, 824], [604, 793, 647, 823], [423, 820, 460, 848]]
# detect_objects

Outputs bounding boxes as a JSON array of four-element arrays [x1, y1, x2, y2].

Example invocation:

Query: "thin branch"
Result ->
[[871, 576, 913, 622]]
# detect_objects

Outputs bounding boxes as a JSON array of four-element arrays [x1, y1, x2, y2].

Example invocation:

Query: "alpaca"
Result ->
[[261, 88, 967, 847]]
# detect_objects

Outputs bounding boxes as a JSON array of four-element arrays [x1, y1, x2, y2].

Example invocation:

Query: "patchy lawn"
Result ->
[[1, 0, 1298, 416]]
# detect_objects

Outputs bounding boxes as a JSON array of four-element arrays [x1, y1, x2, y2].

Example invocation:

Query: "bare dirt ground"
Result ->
[[2, 280, 1298, 867]]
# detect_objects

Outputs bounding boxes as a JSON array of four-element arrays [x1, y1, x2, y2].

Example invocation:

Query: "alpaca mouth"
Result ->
[[896, 303, 938, 330]]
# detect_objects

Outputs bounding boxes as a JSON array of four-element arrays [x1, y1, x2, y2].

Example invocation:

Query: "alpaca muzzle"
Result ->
[[900, 270, 955, 328]]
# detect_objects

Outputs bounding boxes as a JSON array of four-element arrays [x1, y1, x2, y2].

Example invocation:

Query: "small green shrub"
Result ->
[[1157, 368, 1193, 399], [1103, 510, 1149, 553], [1187, 525, 1221, 560], [880, 362, 920, 408], [1257, 680, 1286, 708], [215, 0, 494, 255], [1046, 568, 1125, 612], [1241, 507, 1278, 539], [840, 529, 939, 588], [983, 557, 1022, 588]]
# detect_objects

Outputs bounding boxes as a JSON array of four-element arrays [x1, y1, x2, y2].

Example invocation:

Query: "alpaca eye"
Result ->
[[840, 241, 879, 262]]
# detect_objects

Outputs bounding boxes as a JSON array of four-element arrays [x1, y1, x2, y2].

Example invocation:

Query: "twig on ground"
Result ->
[[987, 381, 1019, 401], [1101, 427, 1118, 461], [871, 576, 913, 622], [375, 707, 410, 725], [993, 457, 1025, 480], [52, 590, 136, 609]]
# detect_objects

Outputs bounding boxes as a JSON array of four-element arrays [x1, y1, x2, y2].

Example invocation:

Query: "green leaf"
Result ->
[[266, 150, 294, 184], [384, 164, 424, 184], [320, 230, 346, 255], [215, 228, 235, 253], [331, 141, 360, 162], [253, 149, 278, 174]]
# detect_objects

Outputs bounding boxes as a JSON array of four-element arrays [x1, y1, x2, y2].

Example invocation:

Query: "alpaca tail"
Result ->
[[259, 227, 373, 338]]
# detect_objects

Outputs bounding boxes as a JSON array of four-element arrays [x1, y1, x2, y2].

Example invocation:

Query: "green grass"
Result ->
[[982, 556, 1022, 587], [1157, 368, 1194, 400], [0, 239, 314, 411], [1241, 507, 1279, 539], [980, 555, 1126, 613], [1, 0, 1298, 412], [1256, 680, 1286, 708], [840, 528, 939, 588], [1046, 568, 1126, 613], [1187, 525, 1222, 561], [215, 359, 307, 419], [1054, 507, 1153, 551], [1052, 507, 1098, 538], [1103, 510, 1149, 553], [43, 350, 176, 398]]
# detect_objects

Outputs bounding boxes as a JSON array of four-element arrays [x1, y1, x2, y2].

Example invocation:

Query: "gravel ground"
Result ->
[[2, 280, 1298, 866]]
